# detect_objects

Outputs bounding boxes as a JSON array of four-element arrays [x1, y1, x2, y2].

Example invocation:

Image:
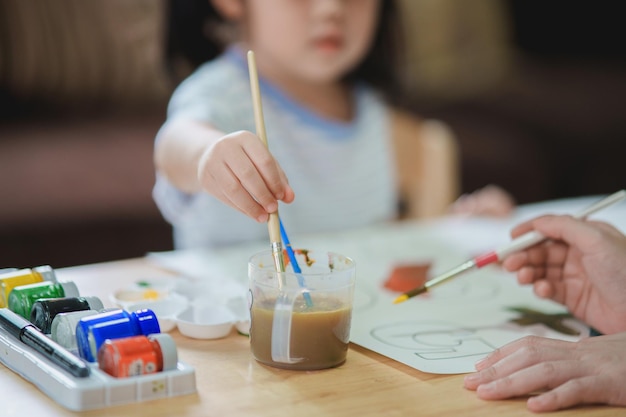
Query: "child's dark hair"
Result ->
[[164, 0, 408, 105]]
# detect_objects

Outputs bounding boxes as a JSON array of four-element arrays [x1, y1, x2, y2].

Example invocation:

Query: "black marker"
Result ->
[[0, 308, 90, 378]]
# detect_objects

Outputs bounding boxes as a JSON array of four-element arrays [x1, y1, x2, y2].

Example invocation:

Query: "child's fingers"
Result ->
[[276, 166, 295, 203], [230, 157, 279, 213], [241, 138, 290, 202], [210, 168, 270, 222]]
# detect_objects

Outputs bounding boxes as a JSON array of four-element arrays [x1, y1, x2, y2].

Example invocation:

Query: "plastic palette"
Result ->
[[0, 325, 196, 411], [112, 282, 251, 338]]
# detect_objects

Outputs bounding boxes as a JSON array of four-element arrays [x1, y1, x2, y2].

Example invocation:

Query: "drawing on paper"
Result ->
[[369, 307, 579, 361], [506, 307, 579, 335]]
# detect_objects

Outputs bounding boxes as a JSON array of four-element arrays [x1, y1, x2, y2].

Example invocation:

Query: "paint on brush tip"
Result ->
[[393, 286, 428, 304]]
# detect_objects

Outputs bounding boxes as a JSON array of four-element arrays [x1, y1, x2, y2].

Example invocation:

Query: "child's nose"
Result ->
[[312, 0, 345, 19]]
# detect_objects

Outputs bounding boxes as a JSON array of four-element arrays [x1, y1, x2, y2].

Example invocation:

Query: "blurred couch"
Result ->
[[0, 0, 174, 267], [1, 0, 625, 268]]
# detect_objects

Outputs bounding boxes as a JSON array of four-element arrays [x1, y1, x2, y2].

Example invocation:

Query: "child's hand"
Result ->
[[196, 130, 295, 222], [449, 185, 515, 217]]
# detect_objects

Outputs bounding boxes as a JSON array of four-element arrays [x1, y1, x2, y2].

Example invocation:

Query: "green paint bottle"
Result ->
[[7, 280, 79, 319], [0, 265, 57, 308]]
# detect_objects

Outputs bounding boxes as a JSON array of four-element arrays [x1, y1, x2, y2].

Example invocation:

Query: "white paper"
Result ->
[[147, 195, 626, 374]]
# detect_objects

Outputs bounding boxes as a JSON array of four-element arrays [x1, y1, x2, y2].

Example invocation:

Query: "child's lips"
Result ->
[[314, 36, 343, 52]]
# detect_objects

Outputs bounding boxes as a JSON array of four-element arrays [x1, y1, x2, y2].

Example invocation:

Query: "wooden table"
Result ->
[[0, 257, 621, 417]]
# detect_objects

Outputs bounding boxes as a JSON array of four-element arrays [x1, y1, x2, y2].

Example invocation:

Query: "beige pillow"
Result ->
[[398, 0, 514, 103]]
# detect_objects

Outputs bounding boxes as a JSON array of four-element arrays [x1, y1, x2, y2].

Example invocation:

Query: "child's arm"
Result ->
[[154, 117, 294, 222], [391, 110, 460, 219], [154, 118, 222, 194]]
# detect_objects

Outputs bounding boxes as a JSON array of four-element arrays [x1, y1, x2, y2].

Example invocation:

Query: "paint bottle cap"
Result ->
[[30, 297, 93, 333], [60, 281, 79, 298], [51, 310, 99, 351], [150, 333, 178, 371], [81, 296, 104, 311], [133, 309, 161, 335], [33, 265, 57, 282]]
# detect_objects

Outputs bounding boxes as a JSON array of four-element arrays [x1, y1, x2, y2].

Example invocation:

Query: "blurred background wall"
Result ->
[[400, 0, 626, 204], [0, 0, 624, 268], [0, 0, 174, 268]]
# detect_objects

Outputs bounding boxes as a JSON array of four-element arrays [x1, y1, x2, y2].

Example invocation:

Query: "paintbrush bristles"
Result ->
[[393, 260, 476, 304], [268, 216, 285, 273], [393, 286, 427, 304]]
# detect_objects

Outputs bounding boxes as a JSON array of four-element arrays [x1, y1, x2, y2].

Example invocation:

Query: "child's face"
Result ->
[[241, 0, 382, 85]]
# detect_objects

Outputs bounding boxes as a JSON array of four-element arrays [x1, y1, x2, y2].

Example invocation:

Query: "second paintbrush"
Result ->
[[394, 189, 626, 304]]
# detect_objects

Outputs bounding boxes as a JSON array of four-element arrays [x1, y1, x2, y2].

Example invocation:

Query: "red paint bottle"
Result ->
[[97, 333, 177, 378]]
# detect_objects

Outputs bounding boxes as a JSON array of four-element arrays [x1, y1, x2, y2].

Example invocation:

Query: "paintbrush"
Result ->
[[279, 219, 314, 307], [393, 189, 626, 304], [247, 50, 285, 274]]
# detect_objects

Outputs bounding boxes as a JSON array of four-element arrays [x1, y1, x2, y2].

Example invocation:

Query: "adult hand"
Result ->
[[464, 332, 626, 412], [197, 130, 294, 222], [502, 215, 626, 334]]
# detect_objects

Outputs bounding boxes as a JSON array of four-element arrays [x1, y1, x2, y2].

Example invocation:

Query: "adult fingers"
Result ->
[[502, 241, 567, 271], [474, 360, 586, 401], [503, 245, 569, 293], [509, 217, 538, 239], [527, 375, 613, 412], [465, 338, 575, 389], [501, 252, 529, 272], [532, 216, 606, 255], [508, 214, 572, 239], [474, 336, 573, 371], [532, 279, 557, 299], [509, 215, 606, 258]]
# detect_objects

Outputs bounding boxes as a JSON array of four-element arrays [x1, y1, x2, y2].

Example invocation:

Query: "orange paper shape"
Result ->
[[383, 263, 431, 293]]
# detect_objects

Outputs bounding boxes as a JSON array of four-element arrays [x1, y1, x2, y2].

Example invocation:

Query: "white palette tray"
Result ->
[[0, 326, 196, 411]]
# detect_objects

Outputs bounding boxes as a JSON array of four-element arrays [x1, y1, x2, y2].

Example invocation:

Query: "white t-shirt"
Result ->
[[153, 47, 398, 249]]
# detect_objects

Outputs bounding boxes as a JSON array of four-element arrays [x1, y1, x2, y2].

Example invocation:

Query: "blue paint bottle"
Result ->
[[75, 308, 161, 362]]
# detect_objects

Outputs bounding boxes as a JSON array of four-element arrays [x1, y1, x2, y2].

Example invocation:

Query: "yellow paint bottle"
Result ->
[[0, 265, 57, 308]]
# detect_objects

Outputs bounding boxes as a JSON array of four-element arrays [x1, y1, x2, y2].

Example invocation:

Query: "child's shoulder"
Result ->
[[180, 52, 246, 91], [167, 51, 251, 122]]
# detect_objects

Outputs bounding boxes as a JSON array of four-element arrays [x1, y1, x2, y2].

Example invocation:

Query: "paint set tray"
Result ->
[[0, 325, 196, 411]]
